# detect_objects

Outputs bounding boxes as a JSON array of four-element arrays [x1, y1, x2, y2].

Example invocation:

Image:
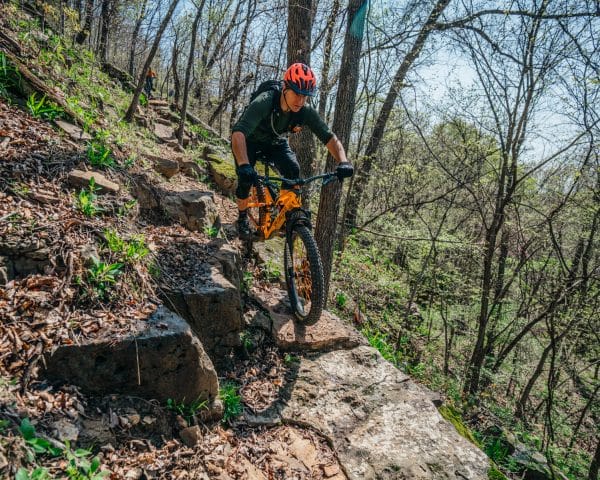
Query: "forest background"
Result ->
[[3, 0, 599, 478]]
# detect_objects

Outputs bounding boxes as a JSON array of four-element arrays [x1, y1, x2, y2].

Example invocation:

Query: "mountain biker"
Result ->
[[145, 67, 157, 99], [231, 63, 354, 239]]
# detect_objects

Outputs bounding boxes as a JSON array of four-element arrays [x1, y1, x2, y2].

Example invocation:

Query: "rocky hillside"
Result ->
[[1, 6, 493, 479]]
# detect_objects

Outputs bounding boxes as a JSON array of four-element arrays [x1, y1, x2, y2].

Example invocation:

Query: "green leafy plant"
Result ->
[[76, 177, 102, 217], [19, 418, 62, 457], [26, 93, 63, 120], [166, 397, 208, 425], [103, 229, 149, 262], [219, 381, 242, 424], [0, 51, 20, 97], [86, 141, 115, 168], [15, 467, 52, 480], [139, 93, 148, 107], [64, 441, 109, 479], [335, 291, 348, 308], [262, 260, 281, 282], [87, 257, 123, 298], [117, 199, 137, 217], [284, 353, 299, 364], [203, 225, 219, 238], [241, 271, 253, 293]]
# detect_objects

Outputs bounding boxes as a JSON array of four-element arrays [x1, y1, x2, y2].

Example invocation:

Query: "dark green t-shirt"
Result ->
[[232, 90, 334, 146]]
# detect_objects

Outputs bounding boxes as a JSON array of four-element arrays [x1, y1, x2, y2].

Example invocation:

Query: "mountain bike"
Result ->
[[244, 161, 338, 323]]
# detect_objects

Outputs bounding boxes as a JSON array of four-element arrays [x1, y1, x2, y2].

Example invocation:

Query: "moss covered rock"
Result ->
[[207, 155, 237, 196]]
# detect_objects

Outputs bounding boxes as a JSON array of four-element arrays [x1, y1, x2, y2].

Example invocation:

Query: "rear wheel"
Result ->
[[284, 224, 324, 323]]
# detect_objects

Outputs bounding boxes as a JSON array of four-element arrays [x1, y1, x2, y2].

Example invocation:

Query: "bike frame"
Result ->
[[246, 166, 336, 240]]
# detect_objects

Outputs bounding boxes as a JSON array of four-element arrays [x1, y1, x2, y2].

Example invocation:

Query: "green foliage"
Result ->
[[16, 467, 52, 480], [219, 381, 242, 424], [335, 291, 347, 308], [63, 441, 108, 480], [103, 229, 149, 262], [117, 199, 137, 217], [240, 331, 253, 351], [19, 418, 62, 457], [189, 124, 210, 140], [166, 397, 208, 425], [203, 225, 219, 238], [26, 93, 64, 120], [87, 257, 123, 299], [361, 327, 401, 366], [0, 51, 20, 98], [139, 93, 148, 107], [262, 260, 281, 282], [438, 405, 481, 448], [487, 465, 508, 480], [241, 271, 253, 293], [76, 178, 102, 217], [284, 353, 299, 364], [86, 141, 115, 168]]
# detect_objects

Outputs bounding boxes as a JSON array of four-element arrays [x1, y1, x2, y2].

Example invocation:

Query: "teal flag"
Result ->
[[350, 0, 369, 39]]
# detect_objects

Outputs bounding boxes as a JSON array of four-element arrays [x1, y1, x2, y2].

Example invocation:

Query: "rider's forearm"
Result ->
[[325, 135, 348, 164], [232, 131, 250, 166]]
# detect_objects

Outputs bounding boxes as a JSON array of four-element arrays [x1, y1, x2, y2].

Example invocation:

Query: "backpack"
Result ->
[[248, 80, 306, 134]]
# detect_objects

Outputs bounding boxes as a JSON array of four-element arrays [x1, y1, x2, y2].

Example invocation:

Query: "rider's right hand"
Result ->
[[238, 164, 258, 184]]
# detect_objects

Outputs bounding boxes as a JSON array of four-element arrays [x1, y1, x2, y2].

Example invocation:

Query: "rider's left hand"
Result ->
[[336, 161, 354, 180]]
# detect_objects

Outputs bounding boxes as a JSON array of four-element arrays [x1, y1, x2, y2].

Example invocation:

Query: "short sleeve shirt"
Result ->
[[232, 90, 333, 146]]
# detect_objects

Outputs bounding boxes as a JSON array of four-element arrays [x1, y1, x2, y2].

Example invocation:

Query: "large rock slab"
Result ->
[[68, 169, 120, 193], [154, 122, 174, 143], [278, 346, 489, 480], [143, 153, 180, 178], [161, 261, 243, 368], [43, 306, 219, 404], [55, 120, 92, 141], [253, 287, 365, 352]]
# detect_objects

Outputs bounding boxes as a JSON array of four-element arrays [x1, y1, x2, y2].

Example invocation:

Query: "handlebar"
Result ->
[[257, 172, 338, 188]]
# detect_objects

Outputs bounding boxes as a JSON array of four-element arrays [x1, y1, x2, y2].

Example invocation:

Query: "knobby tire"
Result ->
[[284, 224, 324, 323]]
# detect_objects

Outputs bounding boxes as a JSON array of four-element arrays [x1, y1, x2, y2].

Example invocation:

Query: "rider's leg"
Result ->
[[270, 141, 300, 195], [235, 143, 258, 238]]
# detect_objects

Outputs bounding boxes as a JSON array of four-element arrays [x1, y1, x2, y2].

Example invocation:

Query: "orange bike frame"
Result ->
[[246, 186, 301, 240]]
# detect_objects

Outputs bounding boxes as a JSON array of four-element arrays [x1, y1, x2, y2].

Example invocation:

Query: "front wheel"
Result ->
[[284, 224, 325, 323]]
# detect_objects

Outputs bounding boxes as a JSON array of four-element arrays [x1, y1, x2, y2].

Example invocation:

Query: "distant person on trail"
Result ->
[[145, 67, 157, 99], [231, 62, 354, 239]]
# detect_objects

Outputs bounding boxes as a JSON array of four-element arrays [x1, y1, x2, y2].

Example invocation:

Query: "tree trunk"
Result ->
[[314, 0, 368, 299], [124, 0, 181, 123], [75, 0, 93, 45], [177, 2, 204, 144], [317, 0, 340, 122], [342, 0, 451, 235], [98, 0, 112, 63], [170, 28, 182, 107], [128, 0, 148, 77], [288, 0, 316, 202], [589, 436, 600, 480], [229, 0, 256, 130]]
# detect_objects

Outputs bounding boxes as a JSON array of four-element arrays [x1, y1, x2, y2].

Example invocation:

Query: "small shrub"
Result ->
[[262, 260, 281, 282], [219, 381, 242, 424], [87, 141, 115, 168], [19, 418, 62, 457], [15, 467, 52, 480], [63, 441, 109, 480], [76, 177, 102, 217], [241, 271, 253, 293], [166, 397, 208, 425], [203, 225, 219, 238], [87, 257, 123, 299], [26, 93, 63, 120], [335, 291, 347, 308]]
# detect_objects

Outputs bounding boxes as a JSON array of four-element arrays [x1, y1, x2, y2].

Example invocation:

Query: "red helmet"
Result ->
[[284, 63, 317, 96]]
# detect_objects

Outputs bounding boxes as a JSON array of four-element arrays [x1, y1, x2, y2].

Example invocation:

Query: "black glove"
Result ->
[[336, 161, 354, 180], [238, 164, 258, 184]]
